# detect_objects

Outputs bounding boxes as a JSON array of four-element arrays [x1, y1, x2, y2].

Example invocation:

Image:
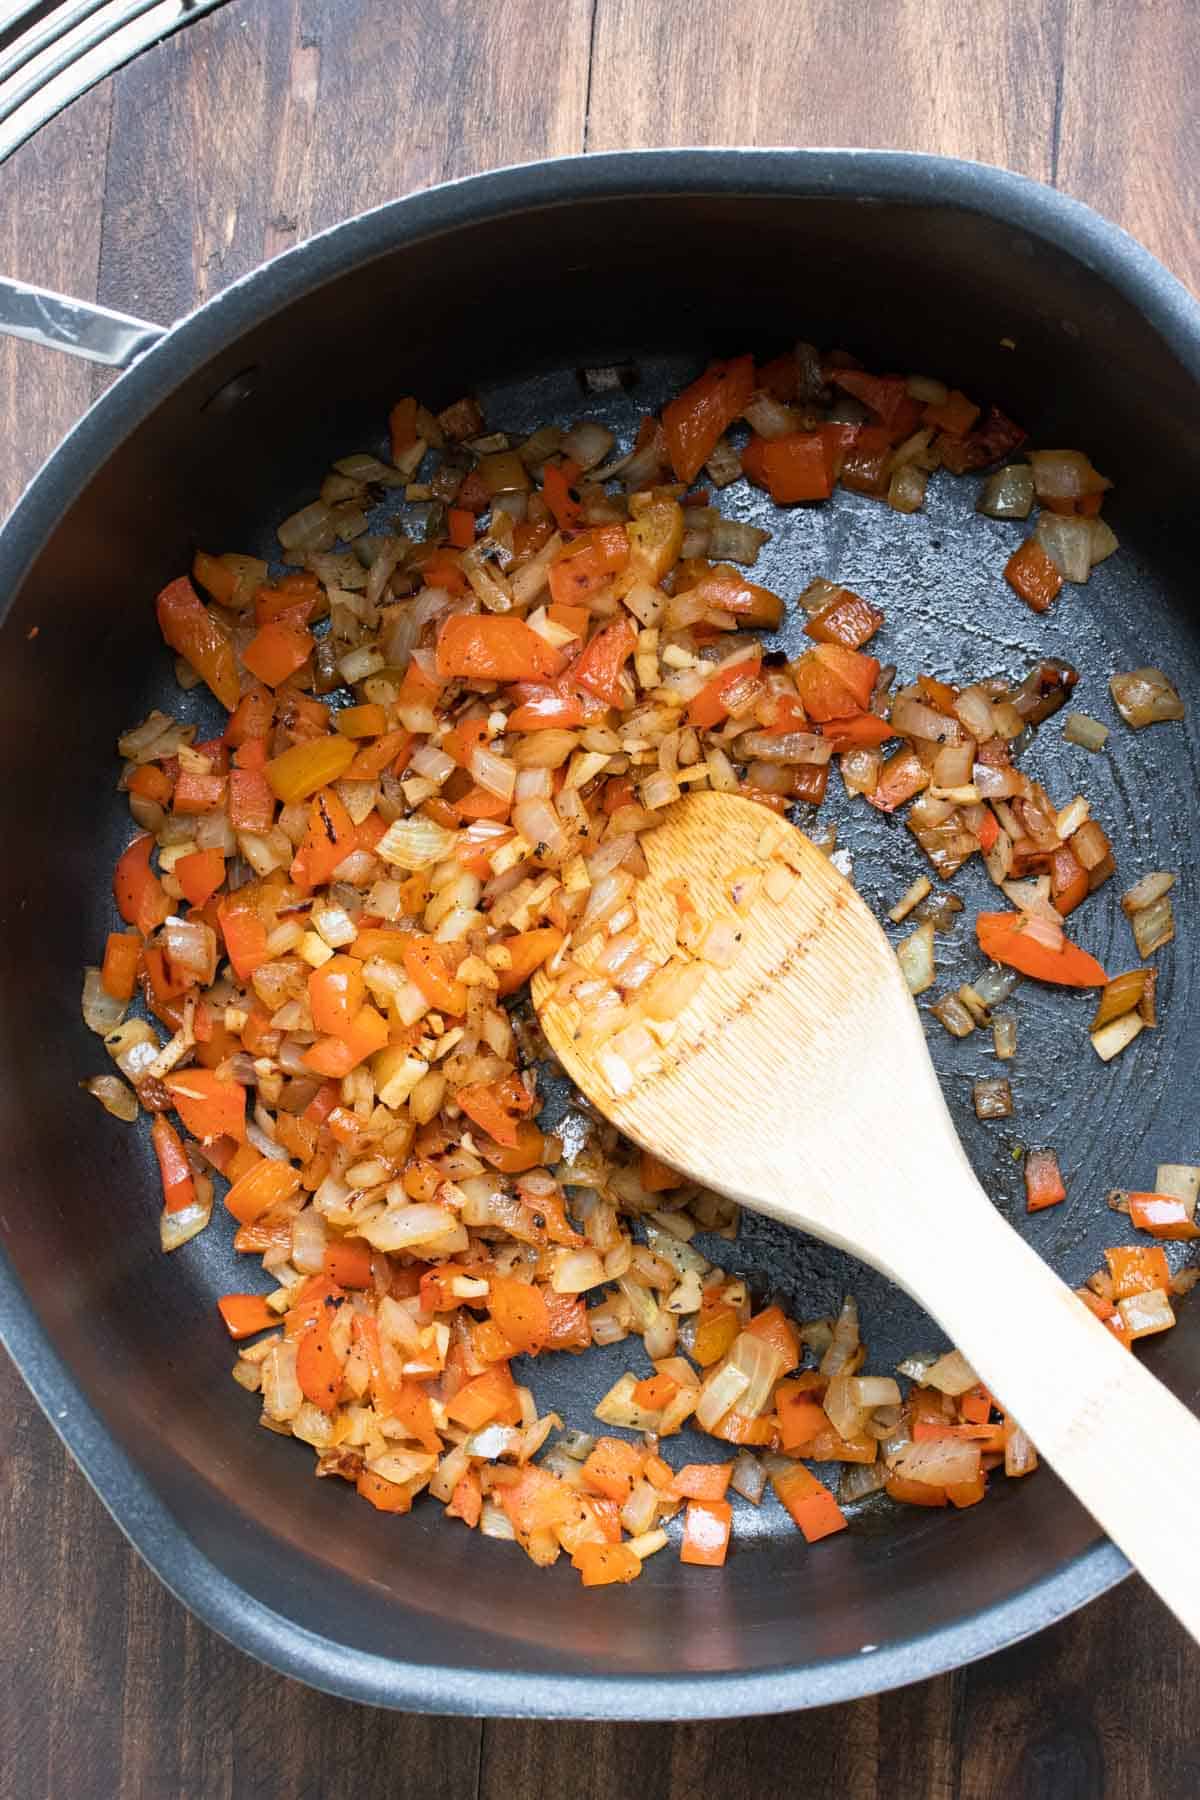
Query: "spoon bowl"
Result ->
[[535, 791, 1200, 1642]]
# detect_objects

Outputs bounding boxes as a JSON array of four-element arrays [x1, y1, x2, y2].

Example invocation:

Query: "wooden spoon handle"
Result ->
[[900, 1175, 1200, 1643]]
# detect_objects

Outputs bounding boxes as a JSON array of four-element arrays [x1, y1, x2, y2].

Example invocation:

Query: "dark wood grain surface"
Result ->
[[3, 2, 1199, 1793]]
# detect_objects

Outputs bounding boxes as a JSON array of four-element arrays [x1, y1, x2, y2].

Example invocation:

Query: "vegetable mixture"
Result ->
[[83, 343, 1194, 1584]]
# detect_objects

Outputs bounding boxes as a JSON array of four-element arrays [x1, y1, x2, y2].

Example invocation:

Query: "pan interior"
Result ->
[[1, 174, 1198, 1706]]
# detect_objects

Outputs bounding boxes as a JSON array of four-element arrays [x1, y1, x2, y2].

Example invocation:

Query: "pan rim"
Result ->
[[1, 144, 1195, 1716]]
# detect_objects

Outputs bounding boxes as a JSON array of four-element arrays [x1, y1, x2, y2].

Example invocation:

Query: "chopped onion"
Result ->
[[820, 1297, 861, 1379], [82, 967, 127, 1035], [470, 744, 517, 802], [894, 1438, 981, 1486], [359, 1204, 466, 1253], [1035, 513, 1094, 583], [479, 1501, 517, 1541], [708, 518, 770, 565], [1157, 1165, 1200, 1218], [561, 420, 615, 470], [890, 697, 962, 744], [730, 1451, 767, 1504], [1028, 449, 1110, 501], [376, 815, 457, 870], [1091, 1011, 1144, 1062], [694, 1360, 752, 1433], [1128, 893, 1175, 959], [104, 1018, 160, 1081], [896, 920, 935, 995], [163, 917, 218, 985], [1110, 667, 1185, 728], [1063, 712, 1108, 752], [976, 464, 1034, 519], [931, 993, 975, 1038], [993, 1013, 1017, 1059], [160, 1191, 212, 1252], [738, 730, 831, 766], [83, 1074, 138, 1121], [839, 1462, 887, 1504], [277, 499, 334, 554], [923, 1349, 978, 1395], [972, 1077, 1013, 1120], [823, 1374, 867, 1440], [550, 1249, 606, 1293], [887, 463, 927, 514]]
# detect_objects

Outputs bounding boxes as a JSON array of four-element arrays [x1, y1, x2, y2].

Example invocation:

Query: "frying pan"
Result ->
[[1, 149, 1199, 1719]]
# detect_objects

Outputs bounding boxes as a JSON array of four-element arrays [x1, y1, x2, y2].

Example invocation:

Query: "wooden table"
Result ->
[[2, 2, 1198, 1792]]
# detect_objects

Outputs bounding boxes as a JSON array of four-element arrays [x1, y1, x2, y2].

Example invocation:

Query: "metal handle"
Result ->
[[0, 1, 228, 167], [0, 274, 164, 367]]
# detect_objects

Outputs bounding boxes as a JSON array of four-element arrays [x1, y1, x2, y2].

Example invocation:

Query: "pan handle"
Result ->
[[0, 275, 164, 368]]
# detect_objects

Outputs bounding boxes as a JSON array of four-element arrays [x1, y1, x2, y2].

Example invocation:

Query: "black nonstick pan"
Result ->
[[1, 150, 1198, 1718]]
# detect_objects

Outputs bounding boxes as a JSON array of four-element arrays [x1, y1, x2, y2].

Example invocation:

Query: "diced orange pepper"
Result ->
[[446, 1466, 483, 1528], [1127, 1194, 1200, 1241], [266, 734, 356, 804], [672, 1462, 733, 1502], [744, 1305, 801, 1373], [217, 898, 269, 981], [217, 1294, 276, 1339], [632, 1373, 680, 1411], [776, 1390, 828, 1453], [291, 788, 358, 889], [303, 1003, 390, 1078], [223, 1156, 301, 1225], [581, 1437, 645, 1503], [495, 927, 564, 998], [542, 459, 583, 531], [663, 355, 755, 485], [402, 935, 468, 1015], [156, 576, 240, 710], [1025, 1147, 1067, 1213], [224, 681, 275, 747], [100, 931, 141, 1001], [476, 1119, 551, 1175], [1005, 538, 1063, 613], [175, 847, 226, 909], [357, 1471, 412, 1513], [346, 728, 412, 779], [227, 767, 275, 833], [435, 613, 562, 683], [638, 1149, 681, 1193], [151, 1114, 196, 1213], [242, 619, 314, 687], [792, 644, 880, 721], [321, 1238, 374, 1290], [456, 1074, 534, 1149], [547, 525, 630, 608], [164, 1068, 246, 1144], [978, 913, 1107, 989], [308, 954, 364, 1034], [1105, 1244, 1171, 1299], [572, 1542, 642, 1586], [885, 1474, 948, 1507], [571, 614, 637, 706], [691, 1302, 739, 1367], [804, 590, 884, 649], [487, 1277, 550, 1354], [687, 648, 764, 728], [680, 1498, 733, 1565], [445, 1363, 521, 1431], [742, 431, 833, 504], [113, 835, 171, 937], [296, 1306, 343, 1413], [127, 763, 174, 805], [333, 702, 388, 739], [771, 1463, 848, 1541], [447, 507, 476, 549]]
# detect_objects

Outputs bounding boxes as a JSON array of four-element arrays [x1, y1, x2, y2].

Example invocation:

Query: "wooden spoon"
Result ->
[[535, 790, 1200, 1641]]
